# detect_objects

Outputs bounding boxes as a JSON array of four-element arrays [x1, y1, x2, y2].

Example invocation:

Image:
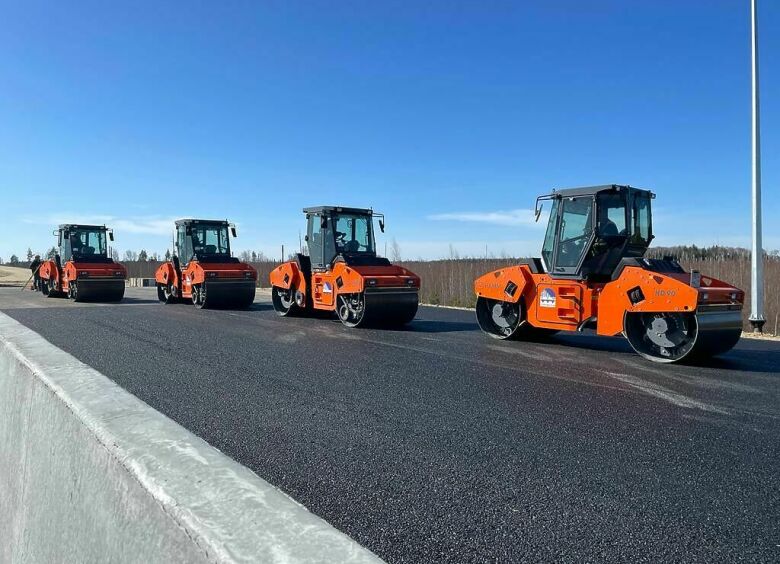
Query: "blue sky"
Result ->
[[1, 0, 778, 261]]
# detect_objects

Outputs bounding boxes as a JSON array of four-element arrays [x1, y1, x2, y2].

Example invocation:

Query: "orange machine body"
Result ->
[[39, 258, 127, 297], [154, 218, 257, 308], [37, 223, 127, 301], [270, 260, 419, 312], [474, 262, 743, 337], [472, 185, 744, 362], [155, 259, 257, 301], [270, 206, 420, 326]]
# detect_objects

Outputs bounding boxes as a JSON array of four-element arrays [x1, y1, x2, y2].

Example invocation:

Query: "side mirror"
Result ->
[[108, 230, 114, 241], [52, 230, 58, 236], [231, 226, 237, 238], [320, 216, 327, 229], [379, 219, 385, 233]]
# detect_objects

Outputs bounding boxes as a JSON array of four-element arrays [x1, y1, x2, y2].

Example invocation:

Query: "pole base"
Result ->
[[749, 318, 766, 334]]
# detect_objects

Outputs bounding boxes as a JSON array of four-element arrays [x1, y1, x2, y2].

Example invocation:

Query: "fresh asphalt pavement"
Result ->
[[2, 287, 779, 563]]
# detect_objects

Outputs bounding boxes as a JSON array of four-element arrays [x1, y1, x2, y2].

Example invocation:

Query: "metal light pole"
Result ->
[[749, 0, 765, 332]]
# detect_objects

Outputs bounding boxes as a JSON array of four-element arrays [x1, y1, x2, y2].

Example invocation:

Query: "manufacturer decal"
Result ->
[[323, 282, 333, 294], [540, 287, 556, 308]]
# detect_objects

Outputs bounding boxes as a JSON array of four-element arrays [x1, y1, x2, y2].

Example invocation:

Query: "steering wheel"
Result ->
[[559, 234, 587, 255]]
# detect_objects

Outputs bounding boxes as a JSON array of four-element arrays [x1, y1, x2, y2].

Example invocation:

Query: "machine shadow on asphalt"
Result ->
[[551, 331, 780, 374], [395, 319, 478, 333]]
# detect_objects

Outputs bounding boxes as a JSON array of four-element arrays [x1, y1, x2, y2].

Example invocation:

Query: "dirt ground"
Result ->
[[0, 265, 33, 286]]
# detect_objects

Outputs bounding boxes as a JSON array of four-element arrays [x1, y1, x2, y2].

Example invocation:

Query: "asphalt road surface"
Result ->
[[2, 287, 779, 563]]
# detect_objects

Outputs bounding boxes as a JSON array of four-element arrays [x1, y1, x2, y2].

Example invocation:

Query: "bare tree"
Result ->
[[390, 238, 402, 262], [124, 250, 138, 261]]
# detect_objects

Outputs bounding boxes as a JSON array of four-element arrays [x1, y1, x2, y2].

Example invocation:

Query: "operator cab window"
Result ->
[[597, 193, 627, 239], [334, 214, 374, 254], [631, 195, 652, 245], [554, 197, 593, 269], [65, 229, 106, 261], [192, 225, 230, 257]]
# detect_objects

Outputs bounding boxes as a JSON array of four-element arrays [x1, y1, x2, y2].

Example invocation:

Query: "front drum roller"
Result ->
[[624, 310, 742, 363], [337, 289, 418, 328], [73, 280, 124, 302], [196, 281, 255, 309]]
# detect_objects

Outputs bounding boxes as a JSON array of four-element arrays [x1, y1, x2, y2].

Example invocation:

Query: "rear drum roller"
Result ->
[[46, 279, 59, 298], [337, 293, 366, 328], [475, 297, 524, 339], [192, 284, 208, 309], [68, 282, 79, 302], [158, 283, 177, 304], [272, 286, 297, 316]]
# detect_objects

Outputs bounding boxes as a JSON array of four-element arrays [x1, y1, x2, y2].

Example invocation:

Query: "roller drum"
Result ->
[[73, 280, 125, 302], [624, 309, 742, 363], [201, 280, 256, 309]]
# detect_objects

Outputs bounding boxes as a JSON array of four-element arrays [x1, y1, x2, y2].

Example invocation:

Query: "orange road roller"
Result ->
[[270, 206, 420, 327], [38, 224, 127, 302], [474, 185, 744, 363], [155, 219, 257, 309]]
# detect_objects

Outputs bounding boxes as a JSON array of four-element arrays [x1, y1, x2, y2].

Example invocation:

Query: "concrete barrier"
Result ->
[[0, 312, 382, 564]]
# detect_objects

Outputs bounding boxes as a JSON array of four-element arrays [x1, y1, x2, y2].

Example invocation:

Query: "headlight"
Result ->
[[367, 279, 377, 287], [207, 272, 218, 278], [406, 278, 416, 286], [79, 271, 89, 277], [244, 271, 254, 279]]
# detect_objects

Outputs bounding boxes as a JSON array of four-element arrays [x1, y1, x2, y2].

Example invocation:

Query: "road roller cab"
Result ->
[[154, 219, 257, 309], [474, 185, 744, 363], [270, 206, 420, 327], [38, 224, 127, 302]]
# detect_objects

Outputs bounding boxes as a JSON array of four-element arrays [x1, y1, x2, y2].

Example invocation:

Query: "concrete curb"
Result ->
[[0, 312, 383, 563]]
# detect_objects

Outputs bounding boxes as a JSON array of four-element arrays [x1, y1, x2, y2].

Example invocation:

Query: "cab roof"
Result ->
[[175, 219, 230, 226], [58, 224, 108, 231], [303, 206, 373, 215], [548, 184, 654, 199]]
